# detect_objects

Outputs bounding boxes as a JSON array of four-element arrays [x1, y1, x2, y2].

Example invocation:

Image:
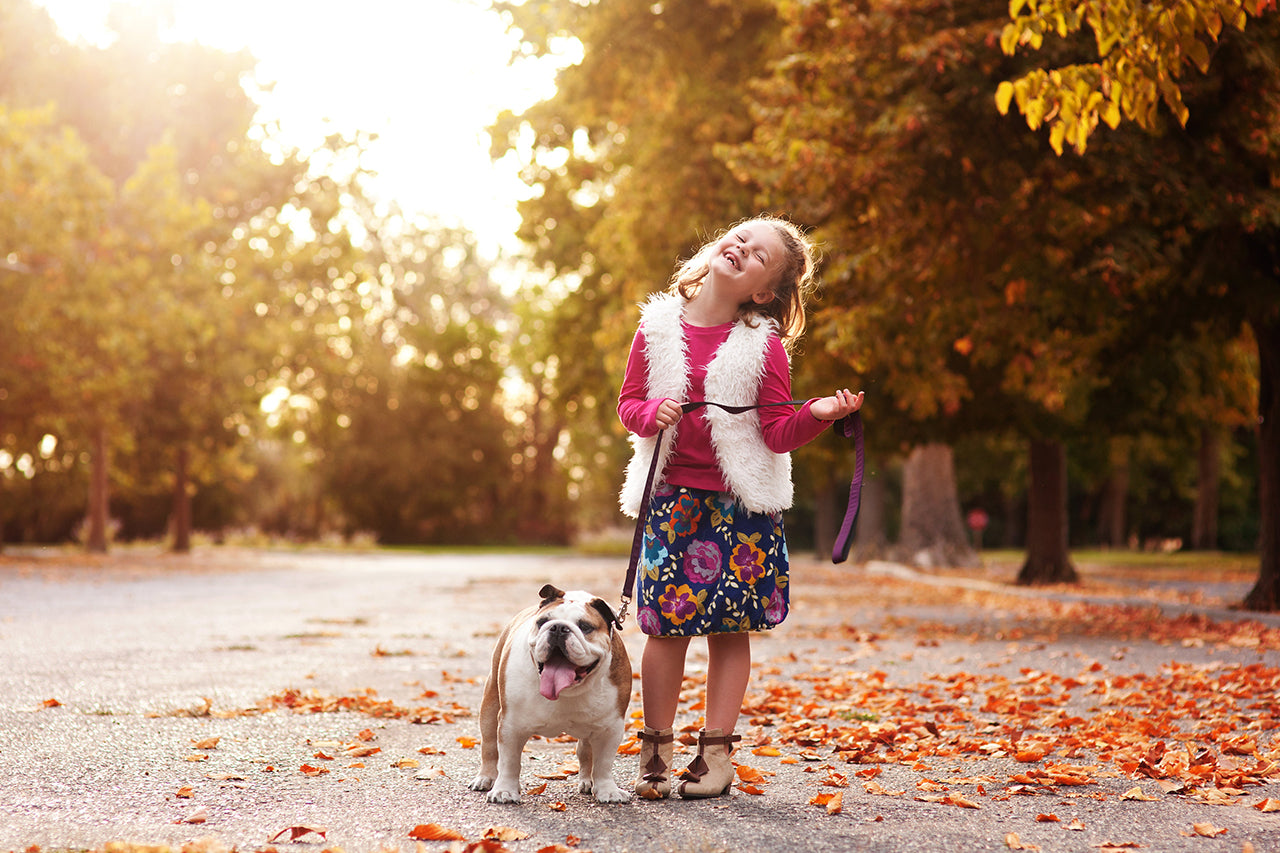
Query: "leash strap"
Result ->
[[619, 400, 864, 623]]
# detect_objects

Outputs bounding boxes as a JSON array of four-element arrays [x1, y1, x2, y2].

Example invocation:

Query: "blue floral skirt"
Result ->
[[634, 485, 790, 637]]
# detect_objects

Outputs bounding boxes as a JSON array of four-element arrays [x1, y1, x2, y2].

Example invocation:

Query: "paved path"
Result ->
[[1, 548, 1278, 852]]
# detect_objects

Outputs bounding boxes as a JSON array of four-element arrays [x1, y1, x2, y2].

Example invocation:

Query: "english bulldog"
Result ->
[[468, 583, 632, 804]]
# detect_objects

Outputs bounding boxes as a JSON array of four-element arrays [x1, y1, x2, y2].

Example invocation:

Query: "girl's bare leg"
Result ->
[[641, 635, 691, 729], [704, 632, 751, 734]]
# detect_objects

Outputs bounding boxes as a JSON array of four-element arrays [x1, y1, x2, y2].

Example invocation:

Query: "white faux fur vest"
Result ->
[[619, 293, 794, 517]]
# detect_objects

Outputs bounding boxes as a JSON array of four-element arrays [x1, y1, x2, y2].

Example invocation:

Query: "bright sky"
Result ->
[[34, 0, 571, 257]]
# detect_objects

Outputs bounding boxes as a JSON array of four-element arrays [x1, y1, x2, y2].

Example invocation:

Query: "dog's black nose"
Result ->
[[549, 623, 571, 636]]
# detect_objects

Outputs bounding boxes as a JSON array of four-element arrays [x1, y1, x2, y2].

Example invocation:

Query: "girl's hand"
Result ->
[[811, 389, 864, 421], [655, 398, 684, 429]]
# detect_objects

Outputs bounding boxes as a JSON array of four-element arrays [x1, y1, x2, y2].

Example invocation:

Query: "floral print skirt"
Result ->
[[634, 485, 790, 637]]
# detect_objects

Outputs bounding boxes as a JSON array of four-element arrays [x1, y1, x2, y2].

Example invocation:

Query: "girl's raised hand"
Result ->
[[810, 389, 864, 422]]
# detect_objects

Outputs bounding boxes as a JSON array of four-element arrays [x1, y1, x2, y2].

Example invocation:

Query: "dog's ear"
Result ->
[[589, 597, 620, 630], [539, 584, 566, 605]]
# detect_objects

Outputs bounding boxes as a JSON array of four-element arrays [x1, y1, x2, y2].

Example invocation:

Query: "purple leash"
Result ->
[[618, 400, 865, 625]]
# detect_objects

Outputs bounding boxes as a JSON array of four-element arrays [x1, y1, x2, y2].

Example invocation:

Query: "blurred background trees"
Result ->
[[0, 0, 1274, 607]]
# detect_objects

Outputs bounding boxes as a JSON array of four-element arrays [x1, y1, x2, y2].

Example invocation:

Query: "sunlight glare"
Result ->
[[34, 0, 571, 255]]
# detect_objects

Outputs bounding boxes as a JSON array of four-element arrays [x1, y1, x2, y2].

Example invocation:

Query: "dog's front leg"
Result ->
[[486, 722, 530, 804], [582, 724, 631, 803]]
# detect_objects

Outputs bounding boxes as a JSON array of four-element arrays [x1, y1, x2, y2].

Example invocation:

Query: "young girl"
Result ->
[[617, 215, 864, 799]]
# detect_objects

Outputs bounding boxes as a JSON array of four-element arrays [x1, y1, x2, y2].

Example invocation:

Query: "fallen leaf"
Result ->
[[298, 764, 330, 776], [736, 783, 766, 795], [826, 791, 843, 814], [41, 698, 62, 708], [175, 786, 194, 799], [191, 737, 220, 750], [752, 746, 781, 757], [1067, 818, 1086, 831], [1005, 833, 1040, 851], [1185, 823, 1227, 838], [409, 824, 465, 841], [268, 826, 327, 843], [483, 826, 531, 841], [1120, 786, 1157, 801], [457, 736, 479, 749], [548, 801, 568, 811], [1035, 814, 1059, 823], [1254, 797, 1280, 812], [179, 807, 208, 825], [392, 758, 419, 769], [526, 782, 548, 795], [737, 765, 767, 784]]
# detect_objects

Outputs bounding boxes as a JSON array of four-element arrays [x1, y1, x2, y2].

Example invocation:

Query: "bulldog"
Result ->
[[468, 583, 632, 804]]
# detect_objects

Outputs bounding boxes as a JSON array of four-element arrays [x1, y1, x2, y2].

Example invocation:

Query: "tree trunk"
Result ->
[[86, 426, 109, 554], [853, 473, 889, 563], [898, 443, 978, 568], [1191, 425, 1220, 551], [1097, 437, 1130, 549], [1017, 438, 1077, 585], [1245, 313, 1279, 611], [171, 444, 192, 553], [812, 472, 837, 560]]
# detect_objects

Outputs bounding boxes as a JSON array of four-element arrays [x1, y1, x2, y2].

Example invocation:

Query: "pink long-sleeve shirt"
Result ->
[[617, 321, 831, 494]]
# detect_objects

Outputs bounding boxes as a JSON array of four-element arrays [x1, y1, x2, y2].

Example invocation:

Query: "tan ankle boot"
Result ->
[[634, 726, 675, 799], [677, 728, 741, 799]]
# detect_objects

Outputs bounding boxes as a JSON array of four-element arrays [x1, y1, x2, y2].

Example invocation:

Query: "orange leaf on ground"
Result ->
[[1254, 797, 1280, 812], [1120, 786, 1157, 801], [736, 765, 766, 783], [409, 824, 466, 841], [1185, 823, 1227, 838], [826, 791, 844, 814], [178, 807, 208, 825], [268, 826, 326, 843], [457, 736, 479, 749], [1035, 814, 1059, 823], [736, 783, 766, 795], [1005, 833, 1041, 851], [484, 826, 531, 841], [175, 786, 194, 799], [526, 782, 548, 795], [298, 764, 329, 776], [548, 801, 568, 811], [1067, 818, 1086, 831], [752, 746, 781, 756], [191, 737, 220, 750], [41, 699, 61, 708]]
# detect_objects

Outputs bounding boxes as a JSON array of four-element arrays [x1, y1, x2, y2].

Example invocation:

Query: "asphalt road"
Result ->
[[1, 548, 1278, 853]]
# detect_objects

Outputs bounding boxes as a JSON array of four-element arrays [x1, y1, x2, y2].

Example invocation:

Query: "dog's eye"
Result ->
[[577, 620, 594, 634], [535, 617, 549, 628]]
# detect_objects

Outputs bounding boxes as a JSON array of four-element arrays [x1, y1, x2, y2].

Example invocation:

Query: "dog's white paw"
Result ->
[[591, 781, 632, 804], [486, 787, 522, 804], [468, 775, 494, 792]]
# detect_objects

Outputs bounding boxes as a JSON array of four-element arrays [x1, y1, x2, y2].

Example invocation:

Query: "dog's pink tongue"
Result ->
[[540, 659, 578, 700]]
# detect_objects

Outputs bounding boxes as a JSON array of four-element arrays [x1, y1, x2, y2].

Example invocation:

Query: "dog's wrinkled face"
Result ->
[[529, 589, 615, 701]]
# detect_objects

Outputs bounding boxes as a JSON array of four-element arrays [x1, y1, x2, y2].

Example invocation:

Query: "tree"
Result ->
[[491, 0, 789, 532], [998, 1, 1280, 607]]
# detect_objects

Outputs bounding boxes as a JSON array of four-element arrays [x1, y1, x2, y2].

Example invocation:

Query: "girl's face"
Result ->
[[707, 221, 785, 306]]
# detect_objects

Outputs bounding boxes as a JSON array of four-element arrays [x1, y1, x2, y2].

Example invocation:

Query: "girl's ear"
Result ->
[[751, 289, 777, 305]]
